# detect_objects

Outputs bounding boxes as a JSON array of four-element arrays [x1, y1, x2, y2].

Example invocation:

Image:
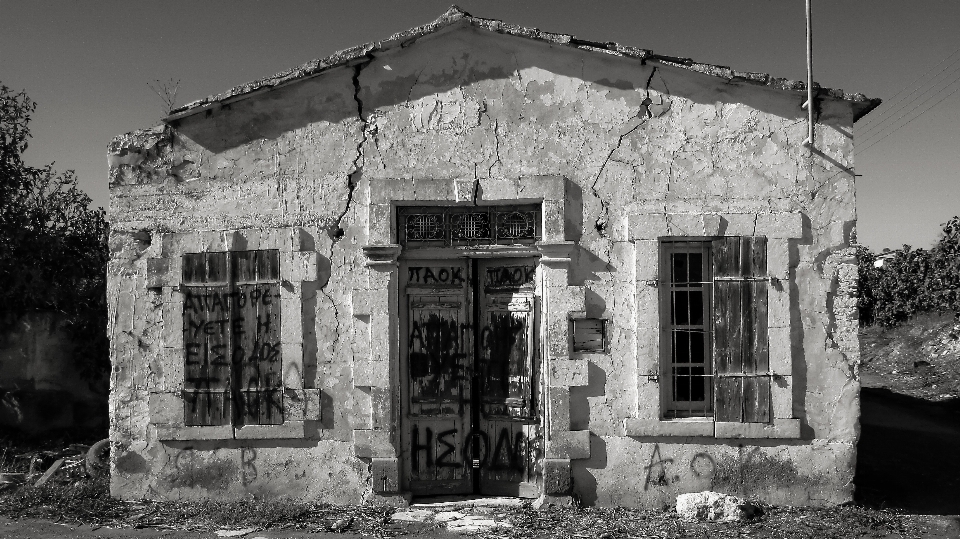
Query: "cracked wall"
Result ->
[[108, 26, 860, 506]]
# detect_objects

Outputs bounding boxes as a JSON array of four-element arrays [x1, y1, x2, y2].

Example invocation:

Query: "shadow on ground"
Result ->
[[856, 387, 960, 516]]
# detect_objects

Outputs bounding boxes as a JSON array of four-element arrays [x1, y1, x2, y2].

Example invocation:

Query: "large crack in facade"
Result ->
[[591, 67, 661, 236], [320, 56, 374, 357]]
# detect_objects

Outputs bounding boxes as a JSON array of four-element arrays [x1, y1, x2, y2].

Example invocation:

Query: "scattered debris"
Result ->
[[434, 510, 466, 522], [215, 527, 257, 537], [0, 435, 939, 538], [328, 516, 352, 532], [85, 439, 110, 478], [390, 508, 433, 522], [33, 458, 64, 487], [676, 491, 763, 522]]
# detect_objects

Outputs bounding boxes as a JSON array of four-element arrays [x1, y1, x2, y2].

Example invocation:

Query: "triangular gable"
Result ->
[[165, 5, 880, 122]]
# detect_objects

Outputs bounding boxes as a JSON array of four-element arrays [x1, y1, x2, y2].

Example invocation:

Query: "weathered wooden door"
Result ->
[[400, 258, 540, 497], [475, 259, 540, 497]]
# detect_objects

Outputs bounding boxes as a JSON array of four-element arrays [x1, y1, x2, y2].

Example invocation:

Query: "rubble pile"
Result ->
[[0, 439, 108, 493]]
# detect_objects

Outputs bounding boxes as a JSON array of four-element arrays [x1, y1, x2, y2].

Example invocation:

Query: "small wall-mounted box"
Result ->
[[572, 318, 606, 353]]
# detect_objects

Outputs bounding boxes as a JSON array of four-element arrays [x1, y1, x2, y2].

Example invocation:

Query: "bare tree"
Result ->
[[148, 78, 180, 115]]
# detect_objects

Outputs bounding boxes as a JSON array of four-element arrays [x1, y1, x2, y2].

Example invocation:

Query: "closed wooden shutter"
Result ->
[[181, 250, 283, 427], [182, 252, 232, 426], [233, 250, 283, 425], [712, 237, 770, 423]]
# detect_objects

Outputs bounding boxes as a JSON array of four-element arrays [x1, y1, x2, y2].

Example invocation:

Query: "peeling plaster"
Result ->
[[107, 25, 863, 507]]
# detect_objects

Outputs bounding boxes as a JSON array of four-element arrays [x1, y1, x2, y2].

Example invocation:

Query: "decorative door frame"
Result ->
[[355, 177, 590, 503]]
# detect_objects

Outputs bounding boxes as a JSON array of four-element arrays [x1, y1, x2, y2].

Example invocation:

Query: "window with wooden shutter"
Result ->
[[181, 250, 282, 427], [659, 237, 771, 423], [712, 237, 770, 423], [661, 242, 713, 418]]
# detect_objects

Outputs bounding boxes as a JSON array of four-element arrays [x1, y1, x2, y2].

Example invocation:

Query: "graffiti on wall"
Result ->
[[643, 443, 716, 490], [182, 282, 282, 425]]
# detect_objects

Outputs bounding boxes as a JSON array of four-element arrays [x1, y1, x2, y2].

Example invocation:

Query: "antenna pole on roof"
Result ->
[[802, 0, 814, 152]]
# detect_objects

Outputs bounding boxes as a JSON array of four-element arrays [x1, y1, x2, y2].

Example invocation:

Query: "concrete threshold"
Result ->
[[411, 496, 527, 509]]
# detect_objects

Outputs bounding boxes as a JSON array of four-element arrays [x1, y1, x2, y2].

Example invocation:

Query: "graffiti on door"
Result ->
[[403, 259, 540, 496], [411, 425, 533, 471], [407, 266, 466, 286]]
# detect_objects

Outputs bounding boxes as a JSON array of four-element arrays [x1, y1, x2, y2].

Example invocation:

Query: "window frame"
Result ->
[[147, 228, 320, 442], [658, 240, 714, 419]]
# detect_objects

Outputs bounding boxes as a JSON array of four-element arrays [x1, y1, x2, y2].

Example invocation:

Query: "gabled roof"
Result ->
[[165, 5, 881, 122]]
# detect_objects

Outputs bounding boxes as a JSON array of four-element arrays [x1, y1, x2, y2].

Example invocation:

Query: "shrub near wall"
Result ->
[[858, 216, 960, 328], [1, 84, 109, 434]]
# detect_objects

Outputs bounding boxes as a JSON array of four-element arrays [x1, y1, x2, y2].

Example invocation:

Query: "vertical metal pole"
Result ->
[[804, 0, 814, 152]]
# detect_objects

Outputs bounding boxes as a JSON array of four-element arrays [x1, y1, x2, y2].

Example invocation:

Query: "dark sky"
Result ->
[[3, 0, 958, 250]]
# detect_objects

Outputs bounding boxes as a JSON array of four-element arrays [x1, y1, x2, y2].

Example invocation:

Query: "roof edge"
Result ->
[[164, 5, 881, 123]]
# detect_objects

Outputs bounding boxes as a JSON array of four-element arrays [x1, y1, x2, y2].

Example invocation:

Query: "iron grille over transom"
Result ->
[[406, 214, 445, 241], [398, 205, 541, 247]]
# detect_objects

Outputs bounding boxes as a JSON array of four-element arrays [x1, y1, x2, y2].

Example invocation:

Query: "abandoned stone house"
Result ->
[[106, 7, 879, 507]]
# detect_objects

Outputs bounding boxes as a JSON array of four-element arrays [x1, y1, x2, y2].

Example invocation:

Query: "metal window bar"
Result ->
[[664, 248, 713, 418]]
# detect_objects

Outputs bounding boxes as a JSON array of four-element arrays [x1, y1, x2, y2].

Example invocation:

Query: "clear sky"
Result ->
[[3, 0, 958, 251]]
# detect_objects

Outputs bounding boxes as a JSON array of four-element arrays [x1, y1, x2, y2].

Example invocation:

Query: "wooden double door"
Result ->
[[399, 258, 541, 497]]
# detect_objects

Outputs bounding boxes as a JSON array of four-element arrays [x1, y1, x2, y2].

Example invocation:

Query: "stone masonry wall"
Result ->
[[108, 27, 860, 506]]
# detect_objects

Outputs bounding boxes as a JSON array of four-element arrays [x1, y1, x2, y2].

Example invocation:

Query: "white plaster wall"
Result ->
[[107, 26, 860, 506]]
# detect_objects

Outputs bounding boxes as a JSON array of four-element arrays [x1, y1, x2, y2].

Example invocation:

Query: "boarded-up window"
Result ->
[[182, 250, 282, 426], [659, 237, 770, 423]]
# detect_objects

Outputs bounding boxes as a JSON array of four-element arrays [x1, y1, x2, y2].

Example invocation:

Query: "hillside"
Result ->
[[860, 311, 960, 402]]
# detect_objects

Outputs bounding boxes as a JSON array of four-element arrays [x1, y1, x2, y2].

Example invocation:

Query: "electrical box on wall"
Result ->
[[572, 318, 606, 353]]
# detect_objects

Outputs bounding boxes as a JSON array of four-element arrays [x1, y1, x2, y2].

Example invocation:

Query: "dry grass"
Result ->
[[0, 476, 928, 538]]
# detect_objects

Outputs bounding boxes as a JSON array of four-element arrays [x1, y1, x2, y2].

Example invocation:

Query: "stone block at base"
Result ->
[[543, 458, 571, 495], [364, 492, 411, 507], [371, 457, 400, 493], [533, 494, 576, 509]]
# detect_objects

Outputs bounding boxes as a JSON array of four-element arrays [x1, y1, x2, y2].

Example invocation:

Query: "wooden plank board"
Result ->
[[715, 376, 743, 422], [405, 285, 472, 495], [743, 375, 771, 423], [713, 281, 742, 375], [182, 278, 232, 426]]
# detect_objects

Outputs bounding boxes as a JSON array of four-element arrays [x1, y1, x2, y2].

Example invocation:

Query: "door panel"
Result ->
[[402, 261, 473, 495], [477, 260, 540, 497], [400, 258, 540, 498], [406, 291, 472, 495]]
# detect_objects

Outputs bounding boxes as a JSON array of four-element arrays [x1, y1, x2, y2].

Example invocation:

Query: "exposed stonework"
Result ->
[[107, 10, 871, 507]]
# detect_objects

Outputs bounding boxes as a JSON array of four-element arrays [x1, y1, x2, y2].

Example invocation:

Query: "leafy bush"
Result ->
[[858, 216, 960, 327], [0, 84, 108, 383]]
